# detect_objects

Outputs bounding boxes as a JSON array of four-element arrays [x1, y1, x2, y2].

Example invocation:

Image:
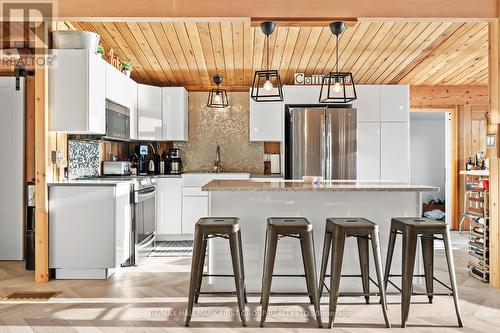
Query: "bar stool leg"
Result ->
[[260, 228, 278, 327], [371, 228, 391, 328], [185, 228, 204, 327], [300, 236, 314, 305], [194, 236, 208, 304], [259, 228, 268, 304], [383, 229, 397, 292], [318, 230, 332, 298], [421, 235, 434, 304], [357, 236, 370, 304], [401, 230, 417, 328], [229, 232, 247, 327], [302, 230, 323, 328], [442, 228, 464, 327], [328, 229, 345, 328], [236, 230, 248, 304]]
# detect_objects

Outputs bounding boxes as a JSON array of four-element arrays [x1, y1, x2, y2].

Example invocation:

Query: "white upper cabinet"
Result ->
[[129, 79, 138, 140], [249, 95, 282, 142], [162, 87, 188, 141], [353, 85, 381, 122], [137, 84, 162, 140], [357, 122, 381, 181], [380, 85, 409, 122], [49, 49, 106, 134], [282, 85, 321, 105], [105, 63, 130, 108], [381, 122, 410, 183]]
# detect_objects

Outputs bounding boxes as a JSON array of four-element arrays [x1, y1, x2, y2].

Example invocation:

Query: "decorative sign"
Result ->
[[293, 73, 325, 85]]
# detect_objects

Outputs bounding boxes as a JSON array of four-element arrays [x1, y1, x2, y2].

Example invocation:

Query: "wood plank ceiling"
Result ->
[[70, 20, 488, 90]]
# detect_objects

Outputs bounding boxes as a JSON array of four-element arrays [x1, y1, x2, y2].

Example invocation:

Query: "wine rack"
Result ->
[[466, 189, 489, 283]]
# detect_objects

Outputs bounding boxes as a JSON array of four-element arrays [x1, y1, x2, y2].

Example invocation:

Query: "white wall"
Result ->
[[410, 112, 446, 202]]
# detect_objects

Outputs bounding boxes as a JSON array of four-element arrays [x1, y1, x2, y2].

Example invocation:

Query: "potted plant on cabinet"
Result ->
[[96, 45, 105, 57], [121, 60, 133, 77]]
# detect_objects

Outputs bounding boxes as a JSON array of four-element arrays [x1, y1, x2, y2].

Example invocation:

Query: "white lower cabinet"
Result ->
[[381, 122, 410, 182], [181, 195, 208, 234], [357, 122, 381, 181], [156, 178, 182, 235]]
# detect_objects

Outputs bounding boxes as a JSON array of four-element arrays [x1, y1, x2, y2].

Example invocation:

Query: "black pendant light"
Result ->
[[251, 21, 283, 102], [319, 22, 357, 104], [207, 74, 229, 108]]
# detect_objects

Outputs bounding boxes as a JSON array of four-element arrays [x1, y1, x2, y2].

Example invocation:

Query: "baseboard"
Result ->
[[156, 234, 194, 241]]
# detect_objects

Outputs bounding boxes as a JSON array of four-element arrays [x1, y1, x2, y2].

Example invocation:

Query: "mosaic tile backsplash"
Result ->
[[68, 140, 100, 179], [174, 92, 264, 174]]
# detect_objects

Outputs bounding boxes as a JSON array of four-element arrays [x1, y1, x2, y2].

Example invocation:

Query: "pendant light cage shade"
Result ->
[[207, 88, 229, 108], [207, 74, 229, 108], [251, 21, 284, 102], [251, 70, 283, 102], [318, 72, 357, 103]]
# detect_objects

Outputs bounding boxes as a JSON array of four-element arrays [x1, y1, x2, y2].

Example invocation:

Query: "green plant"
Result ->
[[121, 60, 133, 72], [96, 45, 105, 55]]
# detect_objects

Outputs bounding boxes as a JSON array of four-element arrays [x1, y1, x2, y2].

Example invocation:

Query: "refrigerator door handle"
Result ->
[[320, 110, 326, 178], [325, 110, 333, 180]]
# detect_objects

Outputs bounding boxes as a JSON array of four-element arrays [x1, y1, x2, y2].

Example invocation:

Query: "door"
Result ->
[[381, 122, 409, 182], [357, 122, 381, 181], [325, 108, 357, 180], [288, 108, 325, 179], [0, 78, 24, 260], [137, 84, 162, 140]]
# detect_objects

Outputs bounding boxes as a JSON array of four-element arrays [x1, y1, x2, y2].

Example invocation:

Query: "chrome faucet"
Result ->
[[214, 145, 221, 173]]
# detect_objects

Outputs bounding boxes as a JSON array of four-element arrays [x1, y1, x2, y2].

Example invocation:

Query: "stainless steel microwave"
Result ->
[[105, 100, 130, 141]]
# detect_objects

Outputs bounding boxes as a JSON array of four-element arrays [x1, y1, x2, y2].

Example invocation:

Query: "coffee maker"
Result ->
[[136, 145, 148, 175], [166, 148, 183, 174]]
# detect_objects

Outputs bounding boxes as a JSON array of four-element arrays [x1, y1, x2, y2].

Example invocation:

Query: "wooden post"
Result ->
[[34, 22, 49, 283], [488, 20, 500, 288]]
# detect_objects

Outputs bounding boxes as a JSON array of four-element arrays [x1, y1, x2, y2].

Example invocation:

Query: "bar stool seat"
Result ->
[[260, 217, 322, 328], [185, 217, 247, 327], [384, 217, 463, 328], [319, 218, 390, 328]]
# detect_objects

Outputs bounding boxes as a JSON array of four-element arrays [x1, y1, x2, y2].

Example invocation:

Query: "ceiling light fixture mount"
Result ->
[[250, 21, 283, 102], [319, 21, 357, 104], [207, 73, 229, 108]]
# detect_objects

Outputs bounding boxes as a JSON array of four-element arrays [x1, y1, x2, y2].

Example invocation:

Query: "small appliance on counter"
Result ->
[[166, 148, 183, 174], [103, 161, 131, 176], [136, 145, 148, 176]]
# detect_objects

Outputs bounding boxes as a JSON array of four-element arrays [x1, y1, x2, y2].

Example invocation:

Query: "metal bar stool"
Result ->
[[260, 217, 322, 328], [185, 217, 247, 327], [384, 217, 463, 328], [318, 218, 390, 328]]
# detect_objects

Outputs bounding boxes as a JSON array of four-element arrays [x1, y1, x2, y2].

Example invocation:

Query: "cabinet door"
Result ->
[[357, 122, 380, 181], [182, 195, 208, 234], [129, 79, 138, 140], [249, 97, 282, 141], [162, 87, 188, 141], [381, 122, 409, 182], [87, 52, 106, 134], [157, 178, 182, 235], [137, 84, 162, 140], [380, 85, 409, 122], [105, 63, 130, 108], [353, 85, 380, 122]]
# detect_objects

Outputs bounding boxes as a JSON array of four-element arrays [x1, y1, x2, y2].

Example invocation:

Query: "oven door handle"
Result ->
[[136, 190, 156, 202]]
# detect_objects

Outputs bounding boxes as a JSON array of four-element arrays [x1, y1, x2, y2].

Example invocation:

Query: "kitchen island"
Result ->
[[202, 180, 438, 293]]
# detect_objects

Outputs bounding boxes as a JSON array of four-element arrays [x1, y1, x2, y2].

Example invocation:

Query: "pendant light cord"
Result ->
[[266, 34, 269, 71], [335, 34, 339, 73]]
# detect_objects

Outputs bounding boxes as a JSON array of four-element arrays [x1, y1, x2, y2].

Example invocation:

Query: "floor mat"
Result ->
[[2, 291, 61, 301], [149, 240, 193, 257]]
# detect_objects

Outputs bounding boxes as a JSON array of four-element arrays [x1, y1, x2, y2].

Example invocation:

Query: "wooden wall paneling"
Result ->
[[341, 22, 383, 76], [172, 22, 205, 87], [149, 23, 185, 84], [232, 22, 245, 87], [277, 27, 299, 82], [450, 108, 459, 230], [251, 23, 266, 81], [264, 142, 280, 154], [300, 27, 330, 76], [25, 76, 35, 183], [410, 85, 489, 108], [207, 22, 228, 87], [220, 22, 235, 86], [293, 27, 322, 77], [283, 27, 312, 83], [136, 22, 176, 85], [34, 22, 49, 283], [488, 20, 500, 288], [336, 23, 371, 74], [269, 26, 288, 75], [243, 21, 255, 86], [446, 58, 488, 85]]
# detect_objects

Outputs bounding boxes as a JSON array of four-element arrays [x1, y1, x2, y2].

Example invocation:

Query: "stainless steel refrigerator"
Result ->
[[285, 106, 357, 180]]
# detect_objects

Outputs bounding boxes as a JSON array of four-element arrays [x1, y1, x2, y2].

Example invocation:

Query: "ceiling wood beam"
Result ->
[[53, 0, 496, 20], [410, 85, 488, 108]]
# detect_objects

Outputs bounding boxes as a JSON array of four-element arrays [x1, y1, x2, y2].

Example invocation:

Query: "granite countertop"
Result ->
[[202, 179, 439, 192]]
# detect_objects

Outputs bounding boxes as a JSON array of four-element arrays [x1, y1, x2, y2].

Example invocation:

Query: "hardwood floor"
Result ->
[[0, 232, 499, 332]]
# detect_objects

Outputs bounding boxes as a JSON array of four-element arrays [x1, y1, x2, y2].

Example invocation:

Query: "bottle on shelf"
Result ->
[[466, 157, 473, 171]]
